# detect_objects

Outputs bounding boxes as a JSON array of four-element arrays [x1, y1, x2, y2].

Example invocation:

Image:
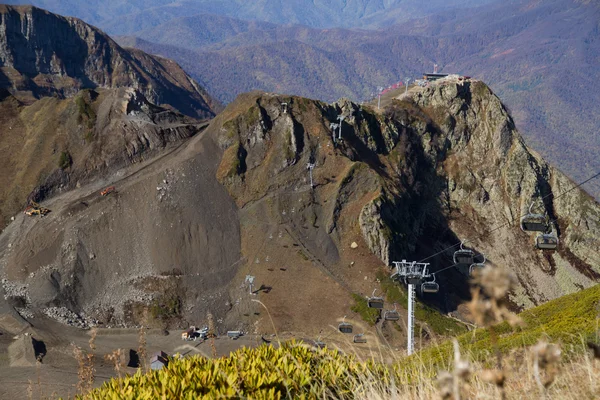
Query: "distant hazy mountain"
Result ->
[[3, 0, 495, 33], [119, 0, 600, 198]]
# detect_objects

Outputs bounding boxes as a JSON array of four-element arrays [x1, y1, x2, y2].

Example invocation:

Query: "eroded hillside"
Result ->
[[1, 79, 598, 352]]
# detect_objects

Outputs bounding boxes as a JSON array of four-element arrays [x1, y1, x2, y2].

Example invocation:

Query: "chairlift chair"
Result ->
[[469, 254, 487, 277], [453, 240, 475, 265], [520, 203, 548, 232], [338, 316, 353, 334], [536, 233, 559, 250], [314, 337, 326, 349], [384, 305, 400, 321], [421, 275, 440, 294], [367, 289, 384, 309], [353, 333, 367, 344]]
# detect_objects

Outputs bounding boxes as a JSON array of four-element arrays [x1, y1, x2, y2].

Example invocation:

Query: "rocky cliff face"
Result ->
[[0, 5, 218, 119], [214, 80, 600, 312]]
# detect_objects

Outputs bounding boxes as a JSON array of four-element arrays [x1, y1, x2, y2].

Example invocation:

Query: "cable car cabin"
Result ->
[[384, 310, 400, 321], [536, 234, 559, 250], [453, 249, 475, 265], [353, 334, 367, 344], [338, 322, 353, 334], [421, 281, 439, 293], [368, 296, 384, 309], [520, 214, 547, 232]]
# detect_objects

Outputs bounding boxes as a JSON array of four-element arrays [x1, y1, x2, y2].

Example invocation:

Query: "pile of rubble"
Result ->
[[42, 307, 97, 329], [1, 278, 30, 302]]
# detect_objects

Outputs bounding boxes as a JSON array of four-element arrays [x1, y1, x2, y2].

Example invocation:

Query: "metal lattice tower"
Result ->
[[391, 260, 431, 355]]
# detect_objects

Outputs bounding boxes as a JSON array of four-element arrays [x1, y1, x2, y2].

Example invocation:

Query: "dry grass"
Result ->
[[349, 343, 600, 400]]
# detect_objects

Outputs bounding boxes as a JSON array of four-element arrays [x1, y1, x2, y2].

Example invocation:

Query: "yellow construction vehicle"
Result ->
[[23, 201, 51, 216]]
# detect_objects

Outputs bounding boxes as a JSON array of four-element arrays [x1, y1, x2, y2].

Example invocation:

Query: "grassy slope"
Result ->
[[83, 284, 600, 398], [405, 283, 600, 372]]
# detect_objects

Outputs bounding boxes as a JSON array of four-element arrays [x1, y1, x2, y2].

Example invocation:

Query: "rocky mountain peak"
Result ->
[[214, 78, 600, 310]]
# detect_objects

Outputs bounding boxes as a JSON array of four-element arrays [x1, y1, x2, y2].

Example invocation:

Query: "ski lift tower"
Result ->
[[377, 86, 384, 109], [433, 64, 438, 74], [307, 162, 315, 188], [390, 260, 431, 355], [245, 275, 256, 295], [329, 123, 339, 143], [405, 78, 411, 94], [336, 115, 346, 140]]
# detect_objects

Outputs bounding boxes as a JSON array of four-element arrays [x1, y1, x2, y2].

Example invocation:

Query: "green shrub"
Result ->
[[150, 293, 182, 321], [58, 151, 72, 170], [75, 91, 97, 138]]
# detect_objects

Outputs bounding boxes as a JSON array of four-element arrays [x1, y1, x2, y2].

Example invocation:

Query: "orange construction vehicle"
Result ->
[[24, 201, 51, 216], [100, 186, 116, 196]]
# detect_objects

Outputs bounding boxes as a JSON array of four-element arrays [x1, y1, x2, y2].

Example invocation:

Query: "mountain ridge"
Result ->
[[0, 5, 219, 119]]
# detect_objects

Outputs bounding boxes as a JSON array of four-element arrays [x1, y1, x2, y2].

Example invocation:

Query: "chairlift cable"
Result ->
[[417, 170, 600, 264]]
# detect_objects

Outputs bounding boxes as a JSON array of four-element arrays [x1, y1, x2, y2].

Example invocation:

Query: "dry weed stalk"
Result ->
[[27, 379, 33, 400], [531, 340, 561, 398], [464, 266, 521, 400], [437, 339, 471, 400], [104, 348, 124, 378], [89, 328, 97, 351], [207, 311, 217, 358], [137, 325, 147, 372], [73, 344, 95, 394], [467, 266, 521, 328]]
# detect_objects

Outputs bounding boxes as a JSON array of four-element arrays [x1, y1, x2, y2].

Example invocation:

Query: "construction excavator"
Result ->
[[23, 201, 51, 216], [100, 186, 116, 196]]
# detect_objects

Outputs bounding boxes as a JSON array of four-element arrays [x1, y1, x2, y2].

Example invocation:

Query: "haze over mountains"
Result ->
[[3, 0, 496, 31]]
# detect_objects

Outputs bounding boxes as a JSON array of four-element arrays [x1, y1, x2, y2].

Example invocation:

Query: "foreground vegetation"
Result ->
[[77, 272, 600, 399]]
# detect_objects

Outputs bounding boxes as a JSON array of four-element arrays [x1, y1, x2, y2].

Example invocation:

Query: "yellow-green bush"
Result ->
[[81, 341, 392, 399]]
